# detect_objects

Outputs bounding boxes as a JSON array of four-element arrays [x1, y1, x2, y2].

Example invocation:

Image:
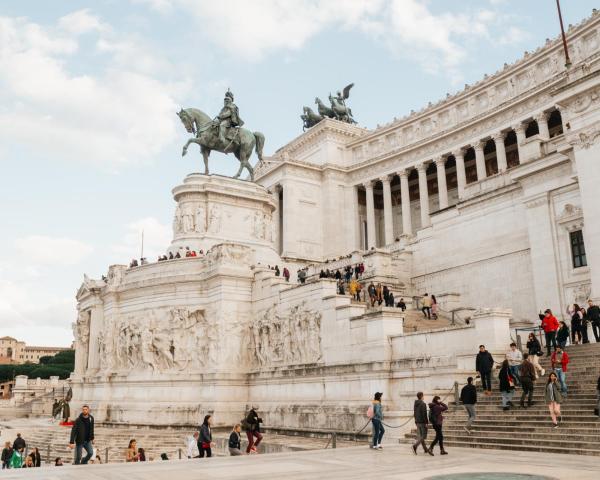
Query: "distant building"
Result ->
[[0, 336, 70, 365]]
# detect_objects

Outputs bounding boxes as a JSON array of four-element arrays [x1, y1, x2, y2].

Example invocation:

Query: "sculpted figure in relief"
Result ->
[[173, 205, 183, 234], [195, 205, 206, 233], [249, 302, 322, 368], [208, 205, 221, 234], [181, 204, 196, 233]]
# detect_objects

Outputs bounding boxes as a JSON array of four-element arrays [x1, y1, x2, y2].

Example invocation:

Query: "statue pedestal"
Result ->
[[169, 174, 280, 266]]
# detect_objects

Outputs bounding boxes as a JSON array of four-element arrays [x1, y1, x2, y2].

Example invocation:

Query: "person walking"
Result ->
[[228, 424, 243, 456], [1, 442, 12, 469], [499, 359, 515, 411], [428, 396, 448, 455], [476, 345, 494, 395], [588, 299, 600, 342], [431, 294, 438, 320], [12, 434, 25, 452], [68, 405, 95, 465], [243, 406, 263, 454], [545, 372, 563, 428], [368, 283, 376, 307], [551, 346, 570, 395], [459, 377, 477, 433], [185, 431, 199, 458], [567, 304, 583, 345], [526, 333, 545, 377], [556, 321, 570, 349], [349, 278, 358, 300], [371, 392, 385, 449], [198, 414, 214, 458], [519, 353, 536, 408], [506, 343, 523, 387], [422, 293, 432, 319], [412, 392, 432, 455], [541, 309, 559, 355]]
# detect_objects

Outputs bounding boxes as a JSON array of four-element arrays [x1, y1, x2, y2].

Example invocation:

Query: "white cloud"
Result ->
[[111, 217, 172, 262], [58, 9, 109, 35], [14, 235, 93, 266], [151, 0, 528, 82], [0, 14, 183, 168]]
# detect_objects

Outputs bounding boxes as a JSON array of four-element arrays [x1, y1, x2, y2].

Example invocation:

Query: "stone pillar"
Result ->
[[364, 181, 376, 249], [474, 141, 487, 181], [523, 194, 562, 315], [513, 123, 526, 162], [381, 176, 394, 245], [572, 144, 600, 300], [399, 170, 412, 236], [493, 132, 508, 172], [417, 163, 430, 228], [453, 149, 466, 199], [535, 112, 550, 139], [435, 156, 448, 209], [354, 185, 361, 250]]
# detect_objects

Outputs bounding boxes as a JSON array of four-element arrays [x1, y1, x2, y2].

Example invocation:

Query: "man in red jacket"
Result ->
[[551, 346, 569, 395], [541, 309, 559, 356]]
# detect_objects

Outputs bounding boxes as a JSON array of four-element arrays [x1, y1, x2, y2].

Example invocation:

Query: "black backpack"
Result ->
[[428, 407, 436, 425]]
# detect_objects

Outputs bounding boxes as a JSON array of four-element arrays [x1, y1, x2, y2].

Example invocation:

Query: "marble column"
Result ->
[[513, 123, 526, 163], [364, 181, 376, 249], [474, 141, 487, 181], [417, 163, 430, 228], [381, 175, 394, 245], [493, 132, 508, 172], [535, 112, 550, 139], [353, 185, 361, 251], [453, 149, 466, 200], [399, 170, 412, 236], [435, 156, 448, 210]]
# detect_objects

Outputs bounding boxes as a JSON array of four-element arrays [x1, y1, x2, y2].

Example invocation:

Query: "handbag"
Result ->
[[508, 374, 515, 388]]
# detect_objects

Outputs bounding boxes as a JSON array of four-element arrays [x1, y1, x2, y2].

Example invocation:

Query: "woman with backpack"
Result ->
[[428, 396, 448, 455], [499, 359, 515, 411], [370, 392, 384, 449]]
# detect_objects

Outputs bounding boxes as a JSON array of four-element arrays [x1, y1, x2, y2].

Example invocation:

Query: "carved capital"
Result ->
[[434, 156, 446, 167], [492, 132, 505, 142], [474, 140, 486, 151], [452, 148, 465, 159], [398, 169, 409, 179], [362, 180, 374, 190], [534, 111, 550, 123], [416, 162, 429, 173], [511, 123, 526, 134]]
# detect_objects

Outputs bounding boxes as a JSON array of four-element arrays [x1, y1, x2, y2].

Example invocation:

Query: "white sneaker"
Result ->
[[377, 444, 383, 449], [541, 369, 546, 376], [371, 445, 378, 449]]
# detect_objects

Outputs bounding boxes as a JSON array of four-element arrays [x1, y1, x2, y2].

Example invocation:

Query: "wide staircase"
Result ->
[[406, 343, 600, 455]]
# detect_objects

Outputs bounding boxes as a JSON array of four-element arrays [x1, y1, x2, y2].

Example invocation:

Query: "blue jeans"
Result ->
[[74, 441, 93, 465], [501, 390, 514, 407], [555, 367, 567, 393], [509, 365, 521, 386], [372, 418, 384, 446]]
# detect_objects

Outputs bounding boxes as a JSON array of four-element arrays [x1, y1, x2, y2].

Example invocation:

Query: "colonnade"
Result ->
[[358, 110, 559, 249]]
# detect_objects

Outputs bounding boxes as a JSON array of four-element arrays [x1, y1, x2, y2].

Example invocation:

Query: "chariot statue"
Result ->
[[177, 89, 265, 181], [301, 83, 356, 130]]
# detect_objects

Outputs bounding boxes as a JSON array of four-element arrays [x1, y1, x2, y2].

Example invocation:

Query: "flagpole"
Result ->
[[555, 0, 572, 68], [140, 229, 144, 261]]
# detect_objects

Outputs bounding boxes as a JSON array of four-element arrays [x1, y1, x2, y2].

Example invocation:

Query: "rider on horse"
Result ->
[[216, 89, 244, 149]]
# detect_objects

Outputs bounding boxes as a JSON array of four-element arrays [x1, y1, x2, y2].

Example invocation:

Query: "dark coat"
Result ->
[[244, 409, 262, 432], [413, 399, 428, 424], [69, 413, 94, 445], [460, 384, 477, 405], [428, 402, 448, 426], [199, 424, 212, 444], [29, 450, 41, 467], [476, 351, 494, 373], [228, 431, 241, 449], [519, 360, 536, 381], [498, 366, 514, 392], [12, 437, 25, 451], [1, 447, 13, 463], [588, 305, 600, 323], [526, 338, 542, 356], [557, 325, 570, 343]]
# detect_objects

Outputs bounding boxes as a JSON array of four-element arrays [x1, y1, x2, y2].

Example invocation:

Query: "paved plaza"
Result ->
[[0, 446, 597, 479]]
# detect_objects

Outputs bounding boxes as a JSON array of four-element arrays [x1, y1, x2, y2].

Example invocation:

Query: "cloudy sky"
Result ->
[[0, 0, 596, 347]]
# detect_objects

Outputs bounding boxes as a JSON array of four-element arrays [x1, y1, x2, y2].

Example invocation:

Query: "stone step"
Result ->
[[443, 426, 600, 439], [440, 439, 600, 456]]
